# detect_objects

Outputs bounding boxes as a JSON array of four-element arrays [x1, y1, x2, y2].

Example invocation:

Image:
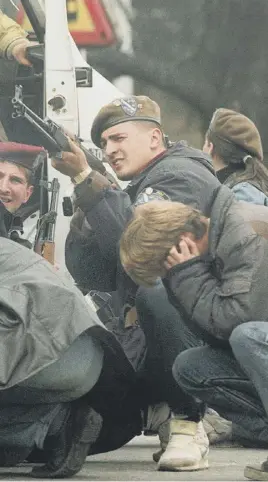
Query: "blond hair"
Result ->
[[120, 200, 207, 286]]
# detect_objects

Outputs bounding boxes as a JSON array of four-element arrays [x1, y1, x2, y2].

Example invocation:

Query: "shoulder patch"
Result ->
[[135, 188, 170, 206]]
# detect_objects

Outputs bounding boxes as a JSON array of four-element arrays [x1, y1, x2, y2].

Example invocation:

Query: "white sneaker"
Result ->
[[157, 419, 209, 471], [153, 408, 232, 462]]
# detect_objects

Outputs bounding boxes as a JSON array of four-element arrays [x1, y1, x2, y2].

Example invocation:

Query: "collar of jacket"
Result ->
[[218, 165, 268, 196], [0, 201, 14, 238], [217, 165, 241, 185], [8, 215, 24, 237], [127, 148, 168, 189], [127, 141, 215, 190]]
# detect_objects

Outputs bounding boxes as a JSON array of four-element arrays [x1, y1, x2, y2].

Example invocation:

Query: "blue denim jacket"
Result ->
[[229, 182, 268, 206]]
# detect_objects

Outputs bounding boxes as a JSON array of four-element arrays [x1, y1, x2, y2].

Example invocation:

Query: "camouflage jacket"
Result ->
[[0, 10, 27, 59]]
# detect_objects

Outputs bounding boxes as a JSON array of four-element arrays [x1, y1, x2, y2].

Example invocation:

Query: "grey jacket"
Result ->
[[0, 237, 134, 389], [166, 185, 268, 344]]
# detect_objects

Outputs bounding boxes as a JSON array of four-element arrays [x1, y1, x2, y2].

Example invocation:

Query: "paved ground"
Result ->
[[0, 435, 267, 481]]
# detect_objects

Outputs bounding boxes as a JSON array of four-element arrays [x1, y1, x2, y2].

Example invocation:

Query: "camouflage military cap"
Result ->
[[208, 108, 263, 161], [91, 95, 161, 147]]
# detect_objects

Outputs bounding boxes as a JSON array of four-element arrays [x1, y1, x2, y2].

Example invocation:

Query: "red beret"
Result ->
[[0, 142, 46, 171]]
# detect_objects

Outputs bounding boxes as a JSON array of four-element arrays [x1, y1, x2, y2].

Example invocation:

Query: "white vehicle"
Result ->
[[3, 0, 127, 272]]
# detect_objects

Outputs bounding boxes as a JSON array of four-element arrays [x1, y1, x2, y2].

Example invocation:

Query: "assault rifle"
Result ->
[[34, 175, 60, 265], [12, 85, 107, 176]]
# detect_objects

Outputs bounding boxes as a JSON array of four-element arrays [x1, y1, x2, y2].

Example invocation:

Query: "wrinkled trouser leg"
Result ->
[[230, 322, 268, 419], [0, 333, 103, 452], [136, 283, 205, 421], [173, 345, 268, 446]]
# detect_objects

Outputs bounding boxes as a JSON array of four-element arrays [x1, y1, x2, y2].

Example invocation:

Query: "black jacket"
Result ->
[[66, 142, 219, 294], [65, 142, 221, 367]]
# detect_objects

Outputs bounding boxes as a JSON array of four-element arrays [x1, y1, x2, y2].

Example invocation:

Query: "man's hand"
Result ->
[[51, 137, 89, 178], [11, 40, 33, 66], [164, 237, 200, 270]]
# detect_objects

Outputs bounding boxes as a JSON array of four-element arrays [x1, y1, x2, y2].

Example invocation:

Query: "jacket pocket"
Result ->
[[216, 279, 251, 297]]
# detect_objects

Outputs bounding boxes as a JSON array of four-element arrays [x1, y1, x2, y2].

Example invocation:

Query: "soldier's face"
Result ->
[[100, 122, 160, 181], [0, 162, 33, 213]]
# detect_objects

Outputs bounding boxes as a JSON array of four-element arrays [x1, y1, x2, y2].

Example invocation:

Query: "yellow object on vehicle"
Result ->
[[0, 9, 27, 59]]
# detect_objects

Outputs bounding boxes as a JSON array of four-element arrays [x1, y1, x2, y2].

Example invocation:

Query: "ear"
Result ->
[[24, 185, 34, 203], [150, 127, 163, 149], [203, 137, 214, 156]]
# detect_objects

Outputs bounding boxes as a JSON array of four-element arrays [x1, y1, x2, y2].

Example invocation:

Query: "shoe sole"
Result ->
[[244, 465, 268, 481], [31, 404, 102, 479], [158, 457, 209, 472]]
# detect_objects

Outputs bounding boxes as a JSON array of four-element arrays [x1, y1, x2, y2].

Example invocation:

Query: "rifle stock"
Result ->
[[34, 178, 60, 265], [41, 241, 55, 265]]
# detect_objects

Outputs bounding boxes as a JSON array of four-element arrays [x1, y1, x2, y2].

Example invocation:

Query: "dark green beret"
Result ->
[[208, 108, 263, 161], [91, 95, 161, 147]]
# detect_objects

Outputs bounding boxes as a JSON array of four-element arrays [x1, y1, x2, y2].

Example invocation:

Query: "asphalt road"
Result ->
[[0, 435, 267, 481]]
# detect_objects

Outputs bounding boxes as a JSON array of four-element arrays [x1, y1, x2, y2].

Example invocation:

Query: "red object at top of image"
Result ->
[[17, 0, 116, 47]]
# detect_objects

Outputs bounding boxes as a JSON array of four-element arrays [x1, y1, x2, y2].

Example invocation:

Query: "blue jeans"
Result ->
[[173, 322, 268, 446], [0, 333, 103, 451]]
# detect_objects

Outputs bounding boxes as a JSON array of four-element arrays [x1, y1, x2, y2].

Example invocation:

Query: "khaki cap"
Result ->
[[208, 108, 263, 161]]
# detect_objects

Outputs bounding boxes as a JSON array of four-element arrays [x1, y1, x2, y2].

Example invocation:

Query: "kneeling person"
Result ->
[[0, 142, 44, 245], [120, 187, 268, 471], [0, 218, 138, 478]]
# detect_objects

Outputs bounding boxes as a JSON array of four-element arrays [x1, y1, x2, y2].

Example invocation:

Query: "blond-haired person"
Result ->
[[120, 186, 268, 477], [120, 201, 209, 287]]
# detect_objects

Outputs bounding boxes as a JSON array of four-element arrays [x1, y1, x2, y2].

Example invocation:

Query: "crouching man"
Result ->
[[0, 141, 44, 246], [120, 185, 268, 473], [0, 204, 139, 478]]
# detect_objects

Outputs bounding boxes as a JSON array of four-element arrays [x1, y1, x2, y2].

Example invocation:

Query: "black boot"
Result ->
[[31, 401, 102, 478], [0, 446, 32, 467]]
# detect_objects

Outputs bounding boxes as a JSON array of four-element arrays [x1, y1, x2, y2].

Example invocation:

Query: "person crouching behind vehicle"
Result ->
[[119, 191, 268, 472], [0, 141, 44, 245], [203, 108, 268, 205], [0, 211, 140, 478]]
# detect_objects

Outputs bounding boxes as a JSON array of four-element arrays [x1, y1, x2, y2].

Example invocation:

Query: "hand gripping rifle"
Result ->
[[12, 85, 119, 221]]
